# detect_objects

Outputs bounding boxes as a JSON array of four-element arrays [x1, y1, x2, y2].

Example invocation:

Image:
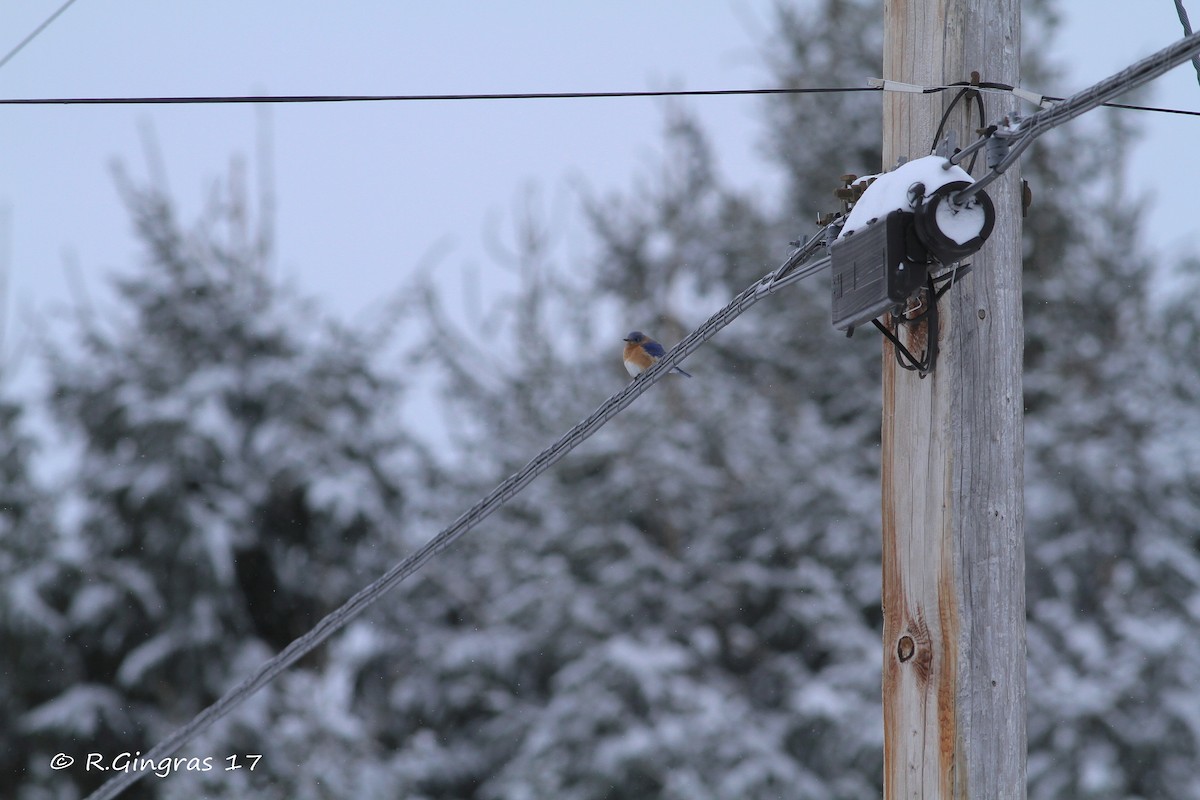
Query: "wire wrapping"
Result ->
[[82, 226, 835, 800]]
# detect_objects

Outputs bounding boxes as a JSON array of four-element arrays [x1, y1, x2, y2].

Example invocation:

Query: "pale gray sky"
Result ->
[[1, 1, 1197, 378]]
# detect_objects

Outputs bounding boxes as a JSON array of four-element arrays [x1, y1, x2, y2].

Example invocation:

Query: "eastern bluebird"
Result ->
[[622, 331, 692, 378]]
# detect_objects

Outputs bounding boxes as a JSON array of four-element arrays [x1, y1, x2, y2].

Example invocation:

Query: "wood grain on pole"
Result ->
[[881, 0, 1026, 797]]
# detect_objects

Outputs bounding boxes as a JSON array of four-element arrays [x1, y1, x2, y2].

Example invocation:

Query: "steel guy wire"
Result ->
[[1176, 0, 1200, 87], [82, 224, 835, 800], [0, 0, 81, 71]]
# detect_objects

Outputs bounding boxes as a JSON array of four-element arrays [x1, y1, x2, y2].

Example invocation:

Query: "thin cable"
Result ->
[[1176, 0, 1200, 87], [0, 86, 880, 106], [5, 86, 1196, 116], [929, 84, 988, 171], [83, 226, 835, 800], [1050, 97, 1200, 116], [0, 0, 81, 72], [931, 87, 972, 150]]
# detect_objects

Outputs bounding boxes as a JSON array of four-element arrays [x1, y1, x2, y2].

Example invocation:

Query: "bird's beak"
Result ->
[[622, 337, 632, 342]]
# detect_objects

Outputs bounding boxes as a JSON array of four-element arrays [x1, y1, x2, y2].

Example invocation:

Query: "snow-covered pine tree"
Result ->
[[19, 164, 426, 798], [0, 395, 77, 793], [1014, 4, 1200, 796], [6, 1, 1197, 797]]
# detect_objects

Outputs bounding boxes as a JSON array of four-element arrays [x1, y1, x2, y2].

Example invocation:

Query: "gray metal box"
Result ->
[[830, 210, 927, 332]]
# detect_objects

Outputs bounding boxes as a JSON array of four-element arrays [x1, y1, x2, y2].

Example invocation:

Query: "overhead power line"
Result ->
[[82, 227, 835, 800], [0, 86, 879, 106], [3, 86, 1196, 118], [0, 0, 81, 71]]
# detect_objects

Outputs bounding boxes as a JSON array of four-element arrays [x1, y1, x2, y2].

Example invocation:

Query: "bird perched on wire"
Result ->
[[622, 331, 692, 378]]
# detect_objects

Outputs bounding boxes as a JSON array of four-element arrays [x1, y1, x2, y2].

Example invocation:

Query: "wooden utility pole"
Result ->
[[880, 0, 1025, 797]]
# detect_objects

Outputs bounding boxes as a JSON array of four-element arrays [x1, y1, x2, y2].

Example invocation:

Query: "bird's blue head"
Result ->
[[623, 331, 646, 343]]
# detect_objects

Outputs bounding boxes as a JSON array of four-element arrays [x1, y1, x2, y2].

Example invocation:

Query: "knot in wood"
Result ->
[[897, 635, 916, 662]]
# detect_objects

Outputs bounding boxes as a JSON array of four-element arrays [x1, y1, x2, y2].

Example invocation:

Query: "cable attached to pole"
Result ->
[[952, 30, 1200, 203]]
